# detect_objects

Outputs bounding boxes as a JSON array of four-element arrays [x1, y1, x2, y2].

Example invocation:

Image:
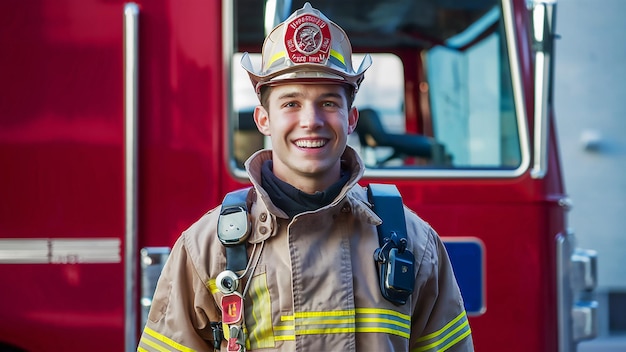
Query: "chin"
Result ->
[[297, 162, 335, 177]]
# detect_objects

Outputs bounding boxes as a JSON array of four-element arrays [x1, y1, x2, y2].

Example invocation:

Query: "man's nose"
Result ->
[[299, 105, 323, 129]]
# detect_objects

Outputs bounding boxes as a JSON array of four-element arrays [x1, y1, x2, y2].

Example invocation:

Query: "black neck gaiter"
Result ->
[[261, 160, 350, 218]]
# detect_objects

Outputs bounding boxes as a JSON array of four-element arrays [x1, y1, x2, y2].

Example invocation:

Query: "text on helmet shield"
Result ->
[[285, 14, 331, 64]]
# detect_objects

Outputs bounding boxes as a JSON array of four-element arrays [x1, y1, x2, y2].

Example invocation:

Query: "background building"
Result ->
[[554, 0, 626, 349]]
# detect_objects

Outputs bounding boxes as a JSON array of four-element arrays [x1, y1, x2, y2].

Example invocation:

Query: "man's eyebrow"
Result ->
[[275, 91, 344, 100], [276, 91, 305, 100], [319, 92, 343, 100]]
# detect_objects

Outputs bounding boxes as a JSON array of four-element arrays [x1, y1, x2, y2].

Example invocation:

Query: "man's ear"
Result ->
[[347, 106, 359, 135], [253, 105, 271, 136]]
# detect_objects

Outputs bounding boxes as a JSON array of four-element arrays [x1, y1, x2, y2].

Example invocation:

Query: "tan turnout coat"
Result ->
[[138, 147, 473, 352]]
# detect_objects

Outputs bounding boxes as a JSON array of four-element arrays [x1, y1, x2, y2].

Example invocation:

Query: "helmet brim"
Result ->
[[241, 52, 372, 94]]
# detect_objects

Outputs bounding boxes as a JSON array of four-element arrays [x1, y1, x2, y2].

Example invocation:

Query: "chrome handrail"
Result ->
[[123, 3, 139, 352], [529, 0, 557, 179]]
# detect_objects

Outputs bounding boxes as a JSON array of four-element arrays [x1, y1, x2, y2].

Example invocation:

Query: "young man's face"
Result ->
[[253, 83, 358, 193]]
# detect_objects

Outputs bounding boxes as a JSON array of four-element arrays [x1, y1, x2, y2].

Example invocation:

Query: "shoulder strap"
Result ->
[[368, 183, 408, 245], [218, 187, 252, 273], [368, 183, 416, 305]]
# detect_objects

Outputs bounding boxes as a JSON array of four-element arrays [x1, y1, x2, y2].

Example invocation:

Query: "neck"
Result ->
[[260, 160, 351, 218], [273, 164, 341, 194]]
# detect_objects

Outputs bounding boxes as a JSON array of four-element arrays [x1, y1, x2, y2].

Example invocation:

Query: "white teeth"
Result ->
[[295, 139, 326, 148]]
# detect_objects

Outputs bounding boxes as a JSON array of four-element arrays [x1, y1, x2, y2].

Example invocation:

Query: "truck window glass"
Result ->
[[229, 0, 525, 176]]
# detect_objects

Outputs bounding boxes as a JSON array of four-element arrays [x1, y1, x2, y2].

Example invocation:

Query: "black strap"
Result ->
[[225, 246, 247, 273], [219, 187, 252, 273], [368, 183, 415, 305], [368, 184, 408, 245]]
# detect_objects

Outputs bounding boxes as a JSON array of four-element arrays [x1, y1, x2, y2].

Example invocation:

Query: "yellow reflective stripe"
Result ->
[[291, 312, 355, 335], [266, 51, 286, 69], [206, 279, 219, 294], [142, 326, 196, 352], [355, 316, 410, 339], [357, 326, 410, 339], [416, 311, 466, 342], [297, 314, 355, 324], [290, 308, 409, 320], [273, 317, 295, 341], [438, 328, 472, 352], [412, 311, 471, 352], [267, 49, 344, 69], [274, 308, 411, 339], [330, 49, 345, 65], [357, 316, 410, 330], [139, 336, 169, 352], [280, 326, 409, 339], [299, 327, 354, 335], [137, 347, 149, 352], [357, 307, 411, 321], [412, 320, 469, 351], [356, 308, 411, 331], [246, 273, 275, 349], [286, 308, 408, 320], [294, 309, 355, 318]]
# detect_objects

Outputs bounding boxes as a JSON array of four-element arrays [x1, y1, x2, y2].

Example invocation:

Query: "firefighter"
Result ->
[[138, 3, 473, 351]]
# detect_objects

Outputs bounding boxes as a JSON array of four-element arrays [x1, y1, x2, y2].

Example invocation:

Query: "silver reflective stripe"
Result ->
[[52, 238, 121, 263], [0, 238, 121, 264]]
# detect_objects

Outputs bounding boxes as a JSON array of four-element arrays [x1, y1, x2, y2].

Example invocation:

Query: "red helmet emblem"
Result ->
[[284, 14, 331, 64]]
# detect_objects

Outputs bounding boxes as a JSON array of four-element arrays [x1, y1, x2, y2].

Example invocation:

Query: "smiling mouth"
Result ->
[[294, 139, 327, 148]]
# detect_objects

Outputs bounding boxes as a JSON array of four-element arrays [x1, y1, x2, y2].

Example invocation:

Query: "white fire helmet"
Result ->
[[241, 2, 372, 97]]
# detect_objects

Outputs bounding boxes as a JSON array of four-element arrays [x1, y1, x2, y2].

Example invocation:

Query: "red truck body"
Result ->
[[0, 1, 596, 351]]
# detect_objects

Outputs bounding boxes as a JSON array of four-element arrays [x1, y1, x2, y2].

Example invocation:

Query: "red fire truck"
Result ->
[[0, 0, 598, 351]]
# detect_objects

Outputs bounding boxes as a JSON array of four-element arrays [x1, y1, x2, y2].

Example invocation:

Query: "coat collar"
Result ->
[[243, 146, 381, 244]]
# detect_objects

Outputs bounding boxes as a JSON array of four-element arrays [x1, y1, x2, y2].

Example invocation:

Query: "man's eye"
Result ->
[[323, 101, 338, 107]]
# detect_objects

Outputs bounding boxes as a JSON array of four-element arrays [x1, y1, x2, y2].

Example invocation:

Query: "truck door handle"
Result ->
[[123, 3, 139, 352]]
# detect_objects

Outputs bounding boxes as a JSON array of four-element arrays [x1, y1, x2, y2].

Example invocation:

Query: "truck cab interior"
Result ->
[[230, 0, 524, 173]]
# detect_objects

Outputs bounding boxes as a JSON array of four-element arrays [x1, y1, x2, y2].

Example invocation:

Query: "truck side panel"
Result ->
[[0, 1, 226, 350]]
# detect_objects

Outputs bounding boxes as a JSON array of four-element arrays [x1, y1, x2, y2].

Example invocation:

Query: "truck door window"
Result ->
[[228, 0, 528, 178], [426, 7, 521, 169]]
